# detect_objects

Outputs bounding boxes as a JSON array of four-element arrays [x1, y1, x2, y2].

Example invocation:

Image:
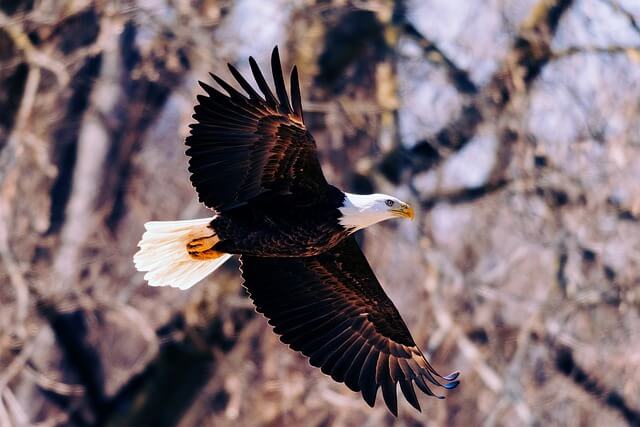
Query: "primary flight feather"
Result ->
[[133, 46, 459, 416]]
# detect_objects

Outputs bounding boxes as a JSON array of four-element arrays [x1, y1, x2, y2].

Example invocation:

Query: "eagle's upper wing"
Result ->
[[240, 237, 459, 416], [186, 47, 327, 212]]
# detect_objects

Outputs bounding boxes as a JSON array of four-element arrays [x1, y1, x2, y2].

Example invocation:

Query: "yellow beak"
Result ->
[[393, 203, 415, 220]]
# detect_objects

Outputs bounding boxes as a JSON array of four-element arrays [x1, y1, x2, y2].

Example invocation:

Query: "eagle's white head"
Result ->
[[338, 192, 415, 232]]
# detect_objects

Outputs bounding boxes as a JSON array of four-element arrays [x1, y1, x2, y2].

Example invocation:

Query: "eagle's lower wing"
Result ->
[[186, 47, 326, 212], [240, 237, 459, 416]]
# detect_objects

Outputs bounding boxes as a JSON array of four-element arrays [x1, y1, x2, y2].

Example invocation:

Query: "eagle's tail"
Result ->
[[133, 217, 232, 290]]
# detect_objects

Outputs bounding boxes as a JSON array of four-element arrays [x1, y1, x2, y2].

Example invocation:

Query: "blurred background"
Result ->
[[1, 0, 640, 426]]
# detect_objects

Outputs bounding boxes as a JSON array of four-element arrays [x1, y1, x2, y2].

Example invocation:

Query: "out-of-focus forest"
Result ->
[[1, 0, 640, 426]]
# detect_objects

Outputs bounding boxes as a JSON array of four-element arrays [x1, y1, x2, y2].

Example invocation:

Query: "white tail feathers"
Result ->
[[133, 218, 232, 290]]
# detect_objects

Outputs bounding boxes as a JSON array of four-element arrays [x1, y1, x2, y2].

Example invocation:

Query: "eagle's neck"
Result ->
[[338, 192, 395, 232]]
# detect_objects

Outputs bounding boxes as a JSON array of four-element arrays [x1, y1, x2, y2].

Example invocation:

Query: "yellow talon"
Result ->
[[189, 248, 224, 260], [187, 235, 222, 259]]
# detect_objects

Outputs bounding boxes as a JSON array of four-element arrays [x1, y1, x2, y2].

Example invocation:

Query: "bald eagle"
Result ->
[[134, 47, 458, 415]]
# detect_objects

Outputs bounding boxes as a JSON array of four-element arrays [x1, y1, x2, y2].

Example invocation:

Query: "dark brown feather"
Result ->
[[290, 66, 304, 121], [359, 349, 380, 407], [210, 73, 248, 102], [249, 56, 278, 108], [186, 46, 326, 212], [240, 237, 459, 416], [227, 63, 261, 101], [399, 379, 421, 412], [270, 47, 293, 115]]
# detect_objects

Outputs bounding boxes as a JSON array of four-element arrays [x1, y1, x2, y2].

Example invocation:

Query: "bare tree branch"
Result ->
[[380, 0, 574, 180], [51, 16, 121, 291], [600, 0, 640, 36], [552, 45, 640, 59], [553, 343, 640, 427], [398, 21, 478, 95], [0, 11, 70, 85]]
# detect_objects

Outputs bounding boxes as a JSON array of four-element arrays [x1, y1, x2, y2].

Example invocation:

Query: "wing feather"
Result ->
[[399, 379, 421, 412], [227, 63, 262, 101], [343, 342, 371, 391], [210, 73, 251, 102], [290, 66, 304, 121], [331, 335, 366, 383], [360, 349, 380, 407], [187, 46, 325, 211], [249, 56, 278, 108], [271, 47, 293, 114], [240, 237, 459, 416]]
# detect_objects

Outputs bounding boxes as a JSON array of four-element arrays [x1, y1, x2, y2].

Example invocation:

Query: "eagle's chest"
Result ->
[[211, 205, 350, 257]]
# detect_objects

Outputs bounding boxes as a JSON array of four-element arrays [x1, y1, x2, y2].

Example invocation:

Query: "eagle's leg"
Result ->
[[187, 235, 223, 260]]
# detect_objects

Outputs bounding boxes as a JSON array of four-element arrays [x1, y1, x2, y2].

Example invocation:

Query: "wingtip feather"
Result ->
[[249, 55, 277, 107], [444, 379, 460, 390], [290, 66, 304, 122], [227, 63, 262, 100], [442, 371, 460, 381], [270, 45, 293, 114]]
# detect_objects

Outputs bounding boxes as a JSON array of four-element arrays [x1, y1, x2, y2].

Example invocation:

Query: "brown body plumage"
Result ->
[[209, 188, 349, 257]]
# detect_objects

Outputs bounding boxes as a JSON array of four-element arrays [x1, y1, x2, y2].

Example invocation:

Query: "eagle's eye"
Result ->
[[385, 199, 394, 207]]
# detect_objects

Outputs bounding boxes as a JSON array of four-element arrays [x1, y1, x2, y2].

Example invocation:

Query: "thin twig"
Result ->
[[24, 365, 85, 397], [3, 388, 29, 426], [0, 395, 10, 427], [422, 250, 504, 393], [0, 338, 37, 395], [600, 0, 640, 35], [399, 21, 478, 95], [0, 11, 69, 85], [552, 45, 640, 59]]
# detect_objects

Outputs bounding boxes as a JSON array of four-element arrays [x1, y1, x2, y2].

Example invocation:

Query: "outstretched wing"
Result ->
[[240, 237, 459, 416], [186, 46, 327, 212]]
